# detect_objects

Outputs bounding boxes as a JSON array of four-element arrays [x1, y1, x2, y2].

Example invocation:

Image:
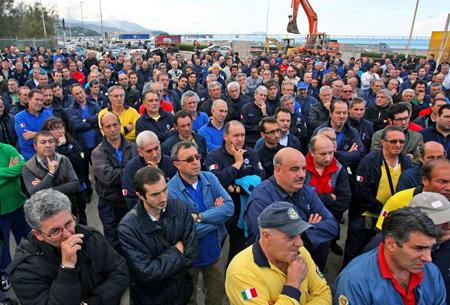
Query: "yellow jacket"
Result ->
[[225, 242, 331, 305], [375, 187, 416, 230], [98, 107, 140, 142]]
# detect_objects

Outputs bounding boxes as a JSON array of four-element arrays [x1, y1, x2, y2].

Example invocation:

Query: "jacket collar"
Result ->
[[136, 200, 176, 233], [252, 240, 271, 267]]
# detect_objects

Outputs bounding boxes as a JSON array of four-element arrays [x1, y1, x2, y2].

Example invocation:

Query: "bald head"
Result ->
[[100, 111, 120, 128], [420, 141, 446, 164], [310, 134, 334, 153], [273, 148, 306, 194], [274, 147, 305, 166]]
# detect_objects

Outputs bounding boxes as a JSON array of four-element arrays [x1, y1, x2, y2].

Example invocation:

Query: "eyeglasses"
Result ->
[[38, 216, 76, 238], [385, 139, 406, 144], [176, 154, 202, 163], [393, 117, 410, 122], [265, 128, 281, 135], [50, 125, 65, 131], [343, 90, 353, 93]]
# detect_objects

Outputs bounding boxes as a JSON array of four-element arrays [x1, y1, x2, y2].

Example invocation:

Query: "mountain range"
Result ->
[[63, 19, 166, 35]]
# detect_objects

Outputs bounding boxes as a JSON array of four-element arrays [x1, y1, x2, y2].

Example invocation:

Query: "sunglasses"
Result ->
[[176, 154, 202, 163], [385, 139, 406, 144]]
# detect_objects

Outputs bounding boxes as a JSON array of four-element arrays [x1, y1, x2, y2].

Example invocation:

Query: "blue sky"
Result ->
[[48, 0, 448, 36]]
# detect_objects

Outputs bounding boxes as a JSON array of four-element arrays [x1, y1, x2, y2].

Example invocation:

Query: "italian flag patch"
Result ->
[[356, 175, 364, 182], [208, 164, 218, 171], [241, 288, 257, 300]]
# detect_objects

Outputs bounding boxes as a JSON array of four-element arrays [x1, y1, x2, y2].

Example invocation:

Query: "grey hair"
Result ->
[[370, 78, 385, 87], [281, 79, 295, 90], [207, 81, 221, 91], [377, 89, 393, 104], [319, 85, 332, 94], [316, 126, 336, 136], [402, 88, 415, 97], [206, 74, 218, 82], [108, 85, 124, 96], [236, 72, 247, 80], [254, 85, 268, 95], [170, 140, 198, 161], [136, 130, 159, 148], [181, 90, 200, 106], [227, 81, 240, 91], [280, 94, 295, 105], [24, 189, 71, 230], [211, 99, 227, 110]]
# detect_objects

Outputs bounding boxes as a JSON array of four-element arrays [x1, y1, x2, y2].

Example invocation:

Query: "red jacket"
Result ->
[[305, 152, 339, 194]]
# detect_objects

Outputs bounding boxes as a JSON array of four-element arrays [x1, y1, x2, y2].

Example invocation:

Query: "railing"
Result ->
[[0, 38, 58, 50]]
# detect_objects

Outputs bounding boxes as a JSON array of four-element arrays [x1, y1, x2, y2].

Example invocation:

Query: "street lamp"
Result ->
[[39, 0, 47, 38], [80, 1, 84, 28], [99, 0, 104, 41]]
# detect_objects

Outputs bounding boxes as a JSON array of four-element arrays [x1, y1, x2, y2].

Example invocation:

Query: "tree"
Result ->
[[0, 0, 59, 38]]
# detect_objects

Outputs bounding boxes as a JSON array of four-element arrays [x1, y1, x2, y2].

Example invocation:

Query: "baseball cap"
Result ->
[[258, 201, 311, 236], [297, 82, 308, 90], [409, 192, 450, 225]]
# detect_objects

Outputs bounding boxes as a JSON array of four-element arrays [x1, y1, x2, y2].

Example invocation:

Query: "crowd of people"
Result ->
[[0, 43, 449, 305]]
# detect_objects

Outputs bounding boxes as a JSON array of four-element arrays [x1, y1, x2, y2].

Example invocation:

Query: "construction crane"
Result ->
[[286, 0, 340, 55]]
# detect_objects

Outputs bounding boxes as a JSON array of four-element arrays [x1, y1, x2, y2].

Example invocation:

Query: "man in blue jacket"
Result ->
[[168, 141, 233, 305], [333, 207, 446, 305], [14, 89, 52, 160], [244, 147, 338, 270]]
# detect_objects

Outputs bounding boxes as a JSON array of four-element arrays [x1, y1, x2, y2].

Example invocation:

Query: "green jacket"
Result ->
[[0, 143, 27, 215]]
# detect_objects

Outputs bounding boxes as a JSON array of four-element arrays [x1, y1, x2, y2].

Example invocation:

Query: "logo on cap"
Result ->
[[287, 208, 299, 220]]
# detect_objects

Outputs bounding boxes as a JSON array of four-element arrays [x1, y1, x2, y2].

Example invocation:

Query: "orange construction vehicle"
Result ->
[[287, 0, 340, 55]]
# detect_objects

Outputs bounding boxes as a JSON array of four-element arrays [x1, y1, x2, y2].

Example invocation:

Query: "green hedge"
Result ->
[[178, 44, 208, 52]]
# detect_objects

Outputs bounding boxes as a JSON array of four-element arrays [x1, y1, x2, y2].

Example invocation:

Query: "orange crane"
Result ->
[[287, 0, 340, 54]]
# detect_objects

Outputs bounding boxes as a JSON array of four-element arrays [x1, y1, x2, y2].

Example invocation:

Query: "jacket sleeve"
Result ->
[[200, 174, 234, 225], [354, 157, 383, 214], [0, 145, 24, 183], [53, 159, 80, 195], [118, 223, 187, 284], [122, 164, 139, 209], [91, 147, 123, 186], [331, 168, 351, 213], [22, 165, 56, 195], [204, 152, 240, 187], [84, 231, 129, 305], [370, 131, 382, 152], [244, 188, 271, 240], [11, 262, 83, 305], [308, 106, 324, 132], [301, 247, 332, 304], [332, 271, 371, 305], [66, 108, 97, 132], [303, 190, 339, 247], [180, 203, 199, 268]]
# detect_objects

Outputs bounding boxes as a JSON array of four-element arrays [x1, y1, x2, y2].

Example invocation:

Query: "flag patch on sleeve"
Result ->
[[356, 175, 364, 182], [241, 288, 257, 300], [208, 164, 218, 171]]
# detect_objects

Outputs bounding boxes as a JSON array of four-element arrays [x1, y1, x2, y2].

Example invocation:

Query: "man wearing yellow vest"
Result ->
[[377, 158, 450, 230], [226, 201, 331, 305], [343, 125, 412, 266]]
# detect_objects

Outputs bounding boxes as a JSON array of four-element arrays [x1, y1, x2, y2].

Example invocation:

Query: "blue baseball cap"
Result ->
[[297, 82, 308, 90], [258, 201, 311, 236]]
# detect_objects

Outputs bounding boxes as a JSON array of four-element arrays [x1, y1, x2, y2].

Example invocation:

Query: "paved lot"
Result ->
[[7, 190, 347, 305]]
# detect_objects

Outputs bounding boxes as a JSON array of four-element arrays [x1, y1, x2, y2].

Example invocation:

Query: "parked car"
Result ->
[[201, 45, 232, 56]]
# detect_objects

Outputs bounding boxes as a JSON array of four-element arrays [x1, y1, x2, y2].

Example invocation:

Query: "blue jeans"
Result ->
[[0, 207, 31, 273]]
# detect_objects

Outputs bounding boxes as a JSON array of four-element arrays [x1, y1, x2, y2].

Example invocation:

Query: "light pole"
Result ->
[[405, 0, 419, 58], [39, 0, 47, 38], [99, 0, 104, 41], [80, 1, 84, 28]]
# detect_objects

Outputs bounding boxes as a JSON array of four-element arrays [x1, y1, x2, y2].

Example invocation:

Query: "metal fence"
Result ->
[[0, 38, 58, 50]]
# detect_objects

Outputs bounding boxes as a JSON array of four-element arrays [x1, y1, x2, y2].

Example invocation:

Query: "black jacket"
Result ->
[[364, 104, 390, 132], [8, 225, 129, 305], [118, 199, 198, 305], [0, 112, 17, 147], [91, 135, 137, 207], [308, 102, 329, 135], [353, 150, 411, 215], [136, 110, 174, 143]]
